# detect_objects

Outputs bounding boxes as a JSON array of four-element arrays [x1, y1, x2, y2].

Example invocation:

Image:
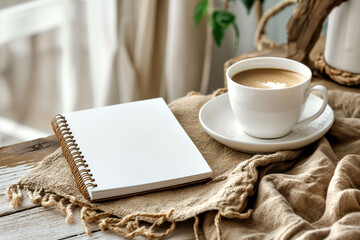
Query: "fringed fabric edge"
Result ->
[[7, 178, 260, 240], [7, 184, 181, 239]]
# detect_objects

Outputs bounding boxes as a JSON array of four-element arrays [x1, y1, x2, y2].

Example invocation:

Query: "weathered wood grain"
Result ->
[[0, 135, 58, 212], [0, 207, 92, 240], [0, 167, 39, 216], [0, 135, 59, 216], [0, 135, 59, 165]]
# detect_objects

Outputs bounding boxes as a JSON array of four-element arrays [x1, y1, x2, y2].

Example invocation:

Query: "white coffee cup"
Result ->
[[226, 57, 329, 139]]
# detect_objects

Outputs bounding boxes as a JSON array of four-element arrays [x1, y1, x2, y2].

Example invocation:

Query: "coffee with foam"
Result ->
[[232, 68, 306, 89]]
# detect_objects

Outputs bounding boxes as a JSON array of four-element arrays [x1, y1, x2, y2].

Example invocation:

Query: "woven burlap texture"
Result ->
[[203, 90, 360, 240], [8, 90, 307, 239]]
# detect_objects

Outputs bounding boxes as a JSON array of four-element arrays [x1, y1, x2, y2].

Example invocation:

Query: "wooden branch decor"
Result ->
[[254, 0, 297, 51], [286, 0, 347, 67]]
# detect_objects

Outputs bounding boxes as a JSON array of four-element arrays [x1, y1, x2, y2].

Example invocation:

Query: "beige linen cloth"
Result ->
[[7, 89, 360, 239]]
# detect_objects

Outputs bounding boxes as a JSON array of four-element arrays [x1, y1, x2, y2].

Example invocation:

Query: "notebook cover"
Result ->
[[51, 98, 212, 202]]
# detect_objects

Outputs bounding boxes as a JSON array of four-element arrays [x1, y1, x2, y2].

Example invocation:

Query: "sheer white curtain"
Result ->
[[87, 0, 211, 105]]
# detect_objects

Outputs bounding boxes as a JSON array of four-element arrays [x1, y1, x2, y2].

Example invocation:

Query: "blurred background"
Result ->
[[0, 0, 296, 146]]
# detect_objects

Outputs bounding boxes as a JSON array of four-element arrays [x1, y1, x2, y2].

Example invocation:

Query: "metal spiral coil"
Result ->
[[51, 114, 97, 201]]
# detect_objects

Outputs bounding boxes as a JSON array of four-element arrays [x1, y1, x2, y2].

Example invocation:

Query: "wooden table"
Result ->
[[1, 37, 358, 239]]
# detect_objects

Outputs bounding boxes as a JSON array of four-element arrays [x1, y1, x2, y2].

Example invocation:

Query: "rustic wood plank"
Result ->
[[0, 202, 199, 240], [0, 135, 59, 216], [0, 135, 59, 165], [0, 166, 40, 216], [0, 206, 98, 239]]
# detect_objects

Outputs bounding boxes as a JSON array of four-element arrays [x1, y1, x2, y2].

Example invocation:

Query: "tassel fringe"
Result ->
[[7, 184, 23, 207], [6, 183, 258, 239], [193, 215, 201, 240], [8, 184, 260, 239], [215, 211, 222, 240], [7, 184, 177, 239]]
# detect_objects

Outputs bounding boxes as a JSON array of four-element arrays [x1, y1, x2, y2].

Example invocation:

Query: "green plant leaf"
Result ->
[[215, 11, 235, 26], [210, 12, 225, 47], [241, 0, 255, 14], [210, 10, 236, 47], [193, 0, 209, 26], [232, 22, 239, 49]]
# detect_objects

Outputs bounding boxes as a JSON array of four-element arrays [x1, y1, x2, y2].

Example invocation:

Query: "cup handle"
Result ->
[[294, 85, 329, 128]]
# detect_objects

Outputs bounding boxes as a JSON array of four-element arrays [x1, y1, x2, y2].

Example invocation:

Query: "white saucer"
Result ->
[[199, 93, 334, 153]]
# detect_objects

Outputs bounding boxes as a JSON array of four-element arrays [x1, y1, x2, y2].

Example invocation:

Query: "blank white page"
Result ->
[[62, 98, 212, 200]]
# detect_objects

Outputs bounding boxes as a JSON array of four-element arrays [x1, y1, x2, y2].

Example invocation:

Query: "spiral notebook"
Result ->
[[51, 98, 212, 202]]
